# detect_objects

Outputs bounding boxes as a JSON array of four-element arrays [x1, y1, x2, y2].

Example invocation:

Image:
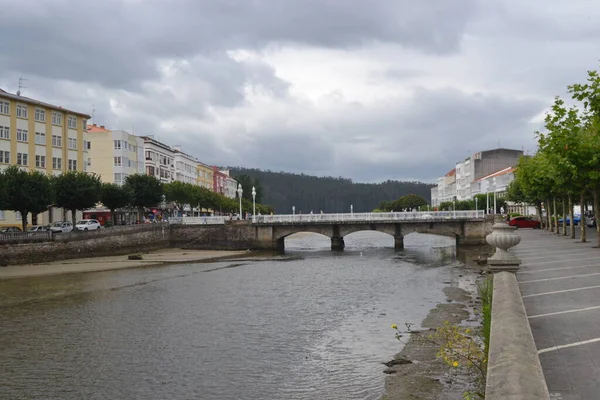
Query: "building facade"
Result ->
[[87, 124, 144, 185], [431, 148, 523, 206], [172, 146, 199, 185], [142, 136, 175, 184], [219, 169, 238, 199], [0, 88, 90, 227], [212, 167, 228, 195], [197, 162, 213, 190]]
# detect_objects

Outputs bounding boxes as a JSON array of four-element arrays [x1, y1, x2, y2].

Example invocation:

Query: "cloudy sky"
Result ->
[[1, 0, 599, 183]]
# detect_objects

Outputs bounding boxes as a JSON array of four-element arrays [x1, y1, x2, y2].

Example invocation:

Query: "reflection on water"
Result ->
[[0, 232, 479, 400]]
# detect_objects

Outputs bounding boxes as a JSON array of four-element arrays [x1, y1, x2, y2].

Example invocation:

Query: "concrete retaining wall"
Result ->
[[485, 272, 550, 400], [0, 224, 170, 265]]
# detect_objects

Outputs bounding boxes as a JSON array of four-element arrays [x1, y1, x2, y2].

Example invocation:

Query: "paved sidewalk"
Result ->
[[514, 226, 600, 400]]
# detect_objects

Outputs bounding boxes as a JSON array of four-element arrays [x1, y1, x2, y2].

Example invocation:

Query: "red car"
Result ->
[[508, 216, 541, 229]]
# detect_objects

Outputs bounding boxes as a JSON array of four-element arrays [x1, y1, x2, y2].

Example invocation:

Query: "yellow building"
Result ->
[[197, 161, 214, 190], [0, 88, 90, 228], [86, 124, 144, 184]]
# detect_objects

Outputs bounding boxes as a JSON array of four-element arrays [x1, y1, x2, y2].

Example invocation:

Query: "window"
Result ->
[[17, 152, 28, 166], [0, 126, 9, 140], [68, 159, 77, 171], [82, 119, 87, 131], [114, 140, 122, 149], [35, 131, 46, 145], [145, 151, 154, 160], [67, 116, 77, 129], [114, 156, 122, 166], [52, 157, 62, 170], [35, 108, 45, 122], [0, 101, 9, 115], [114, 173, 124, 184], [52, 135, 62, 147], [146, 166, 155, 176], [52, 112, 62, 125], [68, 137, 77, 150], [0, 150, 9, 164], [16, 128, 28, 142], [16, 104, 27, 118], [15, 211, 21, 220], [35, 155, 46, 168], [83, 140, 90, 151], [0, 210, 4, 220]]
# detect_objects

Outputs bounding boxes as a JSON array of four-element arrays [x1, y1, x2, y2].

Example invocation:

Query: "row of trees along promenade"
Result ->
[[0, 167, 274, 230], [506, 66, 600, 246]]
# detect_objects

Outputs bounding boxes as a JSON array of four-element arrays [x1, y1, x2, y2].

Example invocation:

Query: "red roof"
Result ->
[[445, 168, 456, 177], [86, 123, 111, 133]]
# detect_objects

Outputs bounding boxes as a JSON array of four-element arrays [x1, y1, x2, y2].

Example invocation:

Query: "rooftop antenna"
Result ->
[[17, 76, 28, 96], [91, 104, 96, 124]]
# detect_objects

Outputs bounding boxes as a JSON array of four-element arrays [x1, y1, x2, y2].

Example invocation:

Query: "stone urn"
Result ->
[[486, 222, 521, 271]]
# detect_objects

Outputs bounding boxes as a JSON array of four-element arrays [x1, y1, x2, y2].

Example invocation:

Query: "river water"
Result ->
[[0, 232, 473, 400]]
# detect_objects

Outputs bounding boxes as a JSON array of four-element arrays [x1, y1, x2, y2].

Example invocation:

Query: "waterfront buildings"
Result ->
[[173, 146, 198, 185], [0, 88, 90, 227], [142, 136, 175, 184], [197, 161, 214, 190], [220, 169, 238, 199], [430, 148, 523, 207], [87, 124, 144, 184]]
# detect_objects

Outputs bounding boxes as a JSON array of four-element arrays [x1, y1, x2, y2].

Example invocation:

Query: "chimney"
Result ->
[[100, 125, 105, 129]]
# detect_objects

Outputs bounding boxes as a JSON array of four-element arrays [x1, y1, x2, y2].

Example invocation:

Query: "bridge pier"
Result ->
[[394, 235, 404, 250], [331, 236, 345, 251]]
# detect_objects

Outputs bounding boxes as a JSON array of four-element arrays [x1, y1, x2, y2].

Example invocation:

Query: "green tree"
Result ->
[[3, 166, 54, 230], [124, 174, 163, 222], [0, 169, 7, 211], [53, 171, 102, 226], [164, 181, 194, 212], [100, 183, 132, 223], [392, 194, 428, 210]]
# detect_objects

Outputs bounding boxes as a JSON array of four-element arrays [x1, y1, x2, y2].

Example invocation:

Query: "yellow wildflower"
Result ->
[[453, 361, 459, 367], [391, 324, 398, 329], [465, 328, 470, 334]]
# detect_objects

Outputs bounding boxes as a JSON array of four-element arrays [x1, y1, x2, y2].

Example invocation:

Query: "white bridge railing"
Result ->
[[169, 216, 227, 225], [252, 210, 485, 224]]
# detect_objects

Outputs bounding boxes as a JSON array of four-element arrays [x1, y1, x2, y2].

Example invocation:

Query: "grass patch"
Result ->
[[477, 275, 493, 356]]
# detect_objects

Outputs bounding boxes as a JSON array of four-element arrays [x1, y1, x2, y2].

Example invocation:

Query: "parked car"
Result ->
[[49, 221, 73, 233], [75, 219, 101, 231], [585, 213, 596, 227], [508, 216, 541, 229], [558, 215, 581, 226], [27, 225, 48, 232], [0, 226, 22, 233]]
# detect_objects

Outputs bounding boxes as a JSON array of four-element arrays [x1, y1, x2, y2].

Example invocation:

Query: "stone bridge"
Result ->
[[251, 212, 493, 251]]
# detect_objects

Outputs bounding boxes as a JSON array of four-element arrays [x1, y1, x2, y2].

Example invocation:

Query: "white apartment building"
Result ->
[[142, 136, 175, 183], [173, 146, 199, 185], [220, 169, 238, 199], [87, 125, 144, 185], [470, 167, 515, 198], [431, 169, 457, 207]]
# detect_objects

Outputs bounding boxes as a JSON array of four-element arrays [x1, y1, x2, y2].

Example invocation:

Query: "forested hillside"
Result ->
[[228, 167, 434, 213]]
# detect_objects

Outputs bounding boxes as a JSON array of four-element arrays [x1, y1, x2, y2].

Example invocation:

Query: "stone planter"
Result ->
[[486, 222, 521, 272]]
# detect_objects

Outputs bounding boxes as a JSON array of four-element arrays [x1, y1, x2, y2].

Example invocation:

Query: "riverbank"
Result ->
[[382, 267, 484, 399], [0, 248, 250, 279]]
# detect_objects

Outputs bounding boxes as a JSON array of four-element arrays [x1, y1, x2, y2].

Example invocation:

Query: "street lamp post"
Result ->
[[237, 184, 243, 220], [493, 192, 497, 215], [292, 206, 295, 215], [475, 197, 478, 217], [350, 204, 353, 215], [453, 199, 456, 218], [252, 186, 256, 221]]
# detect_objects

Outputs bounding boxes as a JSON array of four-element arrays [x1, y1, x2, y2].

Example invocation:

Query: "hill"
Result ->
[[227, 167, 434, 214]]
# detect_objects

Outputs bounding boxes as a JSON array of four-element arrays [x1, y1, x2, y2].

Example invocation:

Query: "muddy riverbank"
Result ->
[[381, 268, 485, 400]]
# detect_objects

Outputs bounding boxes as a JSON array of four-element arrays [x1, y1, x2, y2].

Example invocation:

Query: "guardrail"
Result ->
[[252, 210, 485, 224], [0, 230, 53, 243], [168, 216, 226, 225]]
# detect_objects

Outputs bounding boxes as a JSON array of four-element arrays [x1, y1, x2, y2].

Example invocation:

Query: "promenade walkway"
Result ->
[[514, 227, 600, 400]]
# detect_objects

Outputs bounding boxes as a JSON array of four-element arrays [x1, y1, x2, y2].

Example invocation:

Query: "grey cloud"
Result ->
[[0, 0, 474, 88]]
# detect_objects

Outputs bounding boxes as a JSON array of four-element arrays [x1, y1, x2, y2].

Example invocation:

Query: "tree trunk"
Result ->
[[569, 194, 575, 239], [32, 213, 38, 226], [562, 198, 567, 236], [21, 211, 28, 231], [581, 191, 587, 243], [536, 203, 542, 225], [594, 188, 600, 248], [110, 209, 115, 225], [71, 209, 77, 227], [552, 196, 564, 235], [138, 206, 144, 223], [546, 198, 552, 232]]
